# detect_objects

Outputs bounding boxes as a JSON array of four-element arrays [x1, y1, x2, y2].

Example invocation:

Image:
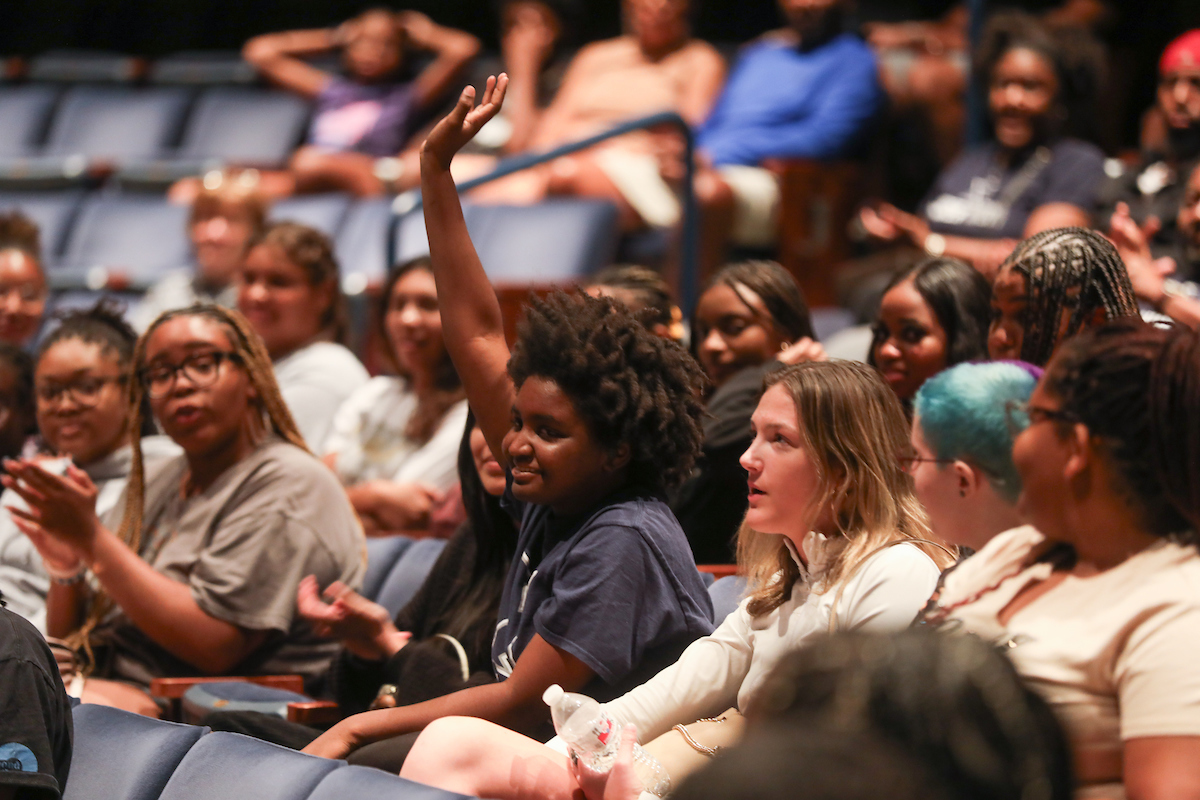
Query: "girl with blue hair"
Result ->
[[907, 361, 1040, 552]]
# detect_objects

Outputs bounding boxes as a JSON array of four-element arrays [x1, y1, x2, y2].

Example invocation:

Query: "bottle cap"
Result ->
[[542, 684, 564, 707]]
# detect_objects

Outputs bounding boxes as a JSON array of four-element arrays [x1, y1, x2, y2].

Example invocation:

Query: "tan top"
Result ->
[[534, 36, 723, 152], [925, 526, 1200, 799]]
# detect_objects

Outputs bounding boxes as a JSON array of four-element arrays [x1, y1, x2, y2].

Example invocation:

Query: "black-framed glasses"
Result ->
[[900, 455, 957, 474], [1004, 399, 1076, 436], [36, 375, 126, 408], [140, 351, 242, 399]]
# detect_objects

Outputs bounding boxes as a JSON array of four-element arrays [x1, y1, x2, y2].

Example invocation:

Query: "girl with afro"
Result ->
[[303, 74, 714, 762]]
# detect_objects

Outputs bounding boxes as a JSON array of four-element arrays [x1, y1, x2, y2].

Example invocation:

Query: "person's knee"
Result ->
[[695, 169, 734, 212], [402, 717, 488, 782], [289, 146, 329, 175], [908, 56, 965, 104]]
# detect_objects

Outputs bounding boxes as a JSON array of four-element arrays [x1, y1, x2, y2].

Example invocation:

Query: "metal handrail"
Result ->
[[386, 110, 700, 313]]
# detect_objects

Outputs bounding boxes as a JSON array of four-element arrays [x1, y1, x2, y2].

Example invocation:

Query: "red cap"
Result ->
[[1161, 30, 1200, 74]]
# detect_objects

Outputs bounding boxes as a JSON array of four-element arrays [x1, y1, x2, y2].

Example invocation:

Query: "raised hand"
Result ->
[[420, 74, 510, 171]]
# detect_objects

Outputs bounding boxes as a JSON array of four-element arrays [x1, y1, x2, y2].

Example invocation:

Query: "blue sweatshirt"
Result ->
[[697, 33, 883, 166]]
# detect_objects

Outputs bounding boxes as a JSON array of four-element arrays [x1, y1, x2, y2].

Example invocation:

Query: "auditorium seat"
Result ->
[[156, 732, 341, 800], [708, 575, 748, 623], [118, 88, 310, 187], [0, 85, 62, 160], [308, 765, 475, 800], [363, 535, 418, 602], [0, 190, 85, 264], [55, 193, 189, 289], [149, 51, 258, 86], [335, 198, 391, 288], [65, 704, 207, 800], [27, 49, 143, 83], [45, 86, 192, 163], [271, 193, 352, 238], [374, 537, 449, 617]]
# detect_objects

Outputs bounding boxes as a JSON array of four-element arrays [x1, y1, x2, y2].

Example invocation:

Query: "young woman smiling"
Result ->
[[3, 305, 364, 716], [0, 304, 179, 632], [237, 221, 369, 449], [869, 257, 992, 407], [299, 75, 713, 764], [399, 360, 954, 800], [323, 257, 467, 537]]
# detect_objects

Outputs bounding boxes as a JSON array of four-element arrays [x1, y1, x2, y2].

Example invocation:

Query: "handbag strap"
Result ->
[[434, 633, 471, 682], [827, 538, 954, 633]]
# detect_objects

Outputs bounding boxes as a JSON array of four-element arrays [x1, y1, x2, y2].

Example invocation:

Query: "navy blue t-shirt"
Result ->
[[919, 138, 1105, 240], [494, 482, 714, 700]]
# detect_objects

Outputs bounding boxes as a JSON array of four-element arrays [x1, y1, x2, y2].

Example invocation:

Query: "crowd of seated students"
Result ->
[[5, 9, 1200, 800]]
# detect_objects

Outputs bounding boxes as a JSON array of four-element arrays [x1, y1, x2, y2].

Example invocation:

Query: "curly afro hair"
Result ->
[[508, 290, 707, 494]]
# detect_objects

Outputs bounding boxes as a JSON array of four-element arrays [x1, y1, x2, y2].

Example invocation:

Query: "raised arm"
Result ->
[[399, 11, 482, 111], [419, 75, 515, 463], [242, 26, 337, 99]]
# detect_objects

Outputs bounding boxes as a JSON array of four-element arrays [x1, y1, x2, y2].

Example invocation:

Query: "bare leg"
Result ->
[[81, 678, 162, 718], [289, 147, 386, 197], [545, 154, 642, 231], [401, 716, 580, 800]]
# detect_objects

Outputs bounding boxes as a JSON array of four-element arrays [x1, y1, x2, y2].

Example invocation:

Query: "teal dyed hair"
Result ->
[[913, 362, 1038, 503]]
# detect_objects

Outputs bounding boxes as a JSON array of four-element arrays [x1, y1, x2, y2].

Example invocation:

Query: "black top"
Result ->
[[331, 525, 505, 714], [672, 360, 782, 565], [496, 482, 714, 702], [0, 602, 72, 799]]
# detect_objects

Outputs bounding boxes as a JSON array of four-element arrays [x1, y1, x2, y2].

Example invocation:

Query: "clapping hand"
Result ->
[[3, 459, 100, 569], [421, 74, 509, 171], [296, 575, 410, 661]]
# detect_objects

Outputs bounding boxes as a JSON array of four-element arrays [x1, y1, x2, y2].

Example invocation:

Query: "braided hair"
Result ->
[[1044, 319, 1200, 539], [998, 227, 1138, 367], [68, 304, 307, 665], [507, 290, 706, 493]]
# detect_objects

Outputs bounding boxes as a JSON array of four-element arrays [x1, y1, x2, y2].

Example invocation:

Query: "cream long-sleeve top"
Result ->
[[603, 532, 941, 742]]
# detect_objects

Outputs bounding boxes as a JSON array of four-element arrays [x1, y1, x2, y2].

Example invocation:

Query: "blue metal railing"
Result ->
[[386, 110, 700, 313]]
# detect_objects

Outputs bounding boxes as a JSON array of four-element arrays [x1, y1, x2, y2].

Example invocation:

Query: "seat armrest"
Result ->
[[150, 675, 307, 720], [287, 701, 342, 727], [697, 564, 740, 580]]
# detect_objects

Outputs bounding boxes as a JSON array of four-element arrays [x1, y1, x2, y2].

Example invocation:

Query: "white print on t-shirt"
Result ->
[[925, 176, 1007, 230], [312, 100, 383, 150], [492, 553, 538, 679]]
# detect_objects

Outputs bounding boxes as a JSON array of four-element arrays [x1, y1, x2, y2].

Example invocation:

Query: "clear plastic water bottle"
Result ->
[[543, 684, 671, 797]]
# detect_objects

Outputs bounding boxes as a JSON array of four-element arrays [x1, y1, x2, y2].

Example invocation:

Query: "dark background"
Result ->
[[2, 0, 1198, 149]]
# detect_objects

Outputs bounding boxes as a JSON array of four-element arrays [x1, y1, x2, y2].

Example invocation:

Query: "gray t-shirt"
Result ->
[[95, 438, 365, 688]]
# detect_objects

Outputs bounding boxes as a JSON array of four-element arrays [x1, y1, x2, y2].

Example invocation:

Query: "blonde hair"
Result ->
[[68, 304, 308, 665], [189, 169, 268, 232], [739, 361, 955, 618]]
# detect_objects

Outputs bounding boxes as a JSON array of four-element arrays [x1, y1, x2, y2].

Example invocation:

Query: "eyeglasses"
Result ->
[[140, 351, 242, 399], [1004, 399, 1076, 436], [36, 376, 126, 408], [900, 456, 956, 474]]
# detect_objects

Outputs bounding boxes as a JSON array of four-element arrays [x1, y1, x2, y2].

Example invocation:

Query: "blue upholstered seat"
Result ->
[[309, 765, 476, 800], [65, 703, 207, 800], [374, 537, 449, 617], [708, 575, 748, 624], [156, 731, 342, 800]]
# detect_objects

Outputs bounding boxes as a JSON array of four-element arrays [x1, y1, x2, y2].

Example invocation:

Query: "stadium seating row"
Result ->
[[67, 703, 474, 800]]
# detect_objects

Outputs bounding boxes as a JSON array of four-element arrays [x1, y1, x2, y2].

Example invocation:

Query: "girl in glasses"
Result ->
[[2, 305, 364, 716]]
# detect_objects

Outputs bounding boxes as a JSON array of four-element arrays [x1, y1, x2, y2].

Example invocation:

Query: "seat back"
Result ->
[[179, 88, 310, 165], [157, 731, 342, 800], [65, 704, 207, 800], [374, 537, 449, 617], [390, 199, 620, 285], [270, 193, 352, 238], [309, 765, 476, 800], [0, 190, 85, 263], [45, 86, 192, 161], [58, 194, 190, 284], [0, 85, 62, 158], [27, 50, 142, 83], [708, 575, 748, 624], [335, 198, 391, 286], [149, 51, 258, 86], [363, 535, 417, 602]]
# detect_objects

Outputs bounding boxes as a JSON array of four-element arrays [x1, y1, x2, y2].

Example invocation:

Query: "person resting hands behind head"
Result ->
[[236, 8, 480, 198], [299, 75, 714, 764], [2, 305, 364, 716], [988, 227, 1139, 367], [0, 302, 180, 633], [323, 257, 468, 538], [907, 361, 1040, 554], [398, 359, 955, 800]]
